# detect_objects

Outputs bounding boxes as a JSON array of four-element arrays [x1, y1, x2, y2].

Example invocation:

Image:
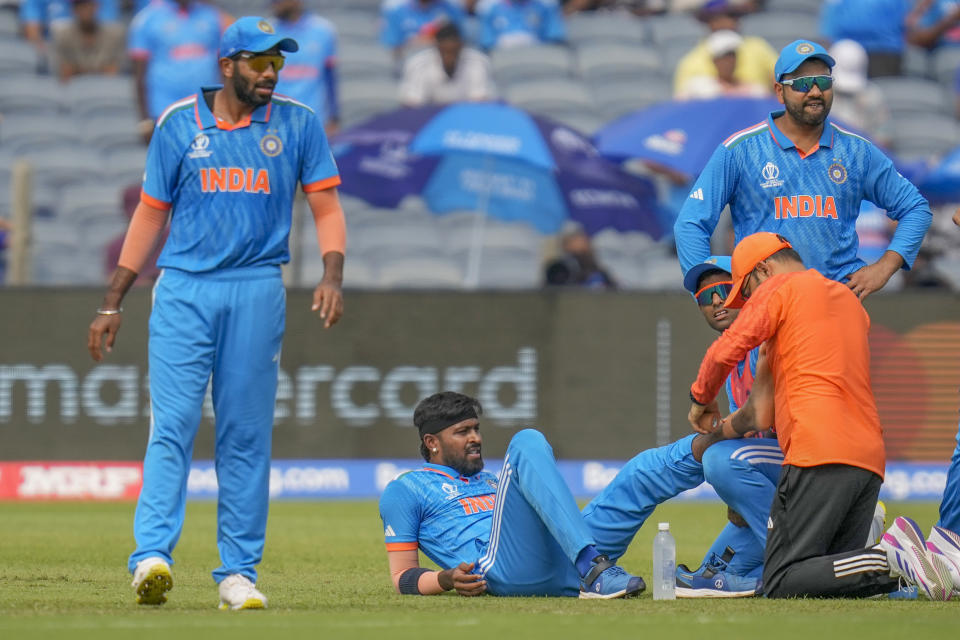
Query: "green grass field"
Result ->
[[0, 500, 957, 639]]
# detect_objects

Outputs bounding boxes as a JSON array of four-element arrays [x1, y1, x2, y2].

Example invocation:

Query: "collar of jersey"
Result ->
[[421, 462, 477, 482], [194, 85, 272, 131], [766, 110, 834, 151]]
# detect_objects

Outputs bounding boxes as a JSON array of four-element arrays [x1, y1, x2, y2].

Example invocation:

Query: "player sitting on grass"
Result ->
[[379, 391, 749, 598]]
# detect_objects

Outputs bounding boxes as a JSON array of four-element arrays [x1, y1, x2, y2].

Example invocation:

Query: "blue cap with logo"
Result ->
[[683, 255, 732, 296], [220, 16, 299, 59], [774, 39, 835, 82]]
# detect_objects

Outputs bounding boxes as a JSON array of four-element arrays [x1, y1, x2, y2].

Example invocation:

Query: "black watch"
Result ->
[[689, 390, 705, 406]]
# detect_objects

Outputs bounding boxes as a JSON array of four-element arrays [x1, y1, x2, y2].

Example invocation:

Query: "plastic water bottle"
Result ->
[[652, 522, 676, 600]]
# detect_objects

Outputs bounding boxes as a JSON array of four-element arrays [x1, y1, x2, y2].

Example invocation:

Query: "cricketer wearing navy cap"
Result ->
[[675, 33, 931, 304]]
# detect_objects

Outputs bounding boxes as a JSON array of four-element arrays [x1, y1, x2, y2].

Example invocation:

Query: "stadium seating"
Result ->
[[872, 76, 951, 116], [491, 46, 575, 85]]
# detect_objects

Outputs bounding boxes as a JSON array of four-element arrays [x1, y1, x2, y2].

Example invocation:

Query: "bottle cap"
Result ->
[[658, 522, 669, 531]]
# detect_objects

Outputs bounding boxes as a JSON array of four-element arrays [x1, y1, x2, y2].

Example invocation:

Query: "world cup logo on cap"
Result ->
[[257, 19, 275, 34], [260, 134, 283, 157], [796, 42, 814, 54]]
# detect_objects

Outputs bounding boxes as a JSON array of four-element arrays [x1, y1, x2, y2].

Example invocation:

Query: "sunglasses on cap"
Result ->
[[780, 75, 832, 92], [694, 281, 733, 306], [234, 51, 285, 73]]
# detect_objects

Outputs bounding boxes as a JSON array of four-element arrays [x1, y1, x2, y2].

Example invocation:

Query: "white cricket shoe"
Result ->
[[218, 574, 267, 610], [880, 516, 951, 601], [131, 557, 173, 605], [927, 525, 960, 596]]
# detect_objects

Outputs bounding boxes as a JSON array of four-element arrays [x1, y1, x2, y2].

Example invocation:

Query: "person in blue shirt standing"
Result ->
[[819, 0, 910, 77], [479, 0, 566, 50], [674, 39, 932, 301], [87, 16, 347, 610], [271, 0, 340, 135], [128, 0, 228, 139], [908, 0, 960, 50], [380, 0, 466, 61]]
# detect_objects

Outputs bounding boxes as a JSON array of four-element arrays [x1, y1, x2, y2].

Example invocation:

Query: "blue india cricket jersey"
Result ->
[[380, 0, 466, 48], [143, 88, 340, 272], [129, 0, 223, 118], [479, 0, 566, 50], [380, 463, 499, 570], [274, 14, 337, 122], [20, 0, 118, 26], [675, 111, 932, 282]]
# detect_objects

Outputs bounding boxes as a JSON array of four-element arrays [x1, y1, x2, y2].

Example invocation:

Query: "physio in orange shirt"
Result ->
[[686, 232, 951, 600]]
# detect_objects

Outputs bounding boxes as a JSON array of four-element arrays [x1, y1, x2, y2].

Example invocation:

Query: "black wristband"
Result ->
[[689, 389, 705, 406], [398, 567, 432, 595]]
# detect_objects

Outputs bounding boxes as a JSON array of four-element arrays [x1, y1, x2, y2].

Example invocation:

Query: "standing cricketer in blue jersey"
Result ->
[[380, 0, 466, 61], [87, 16, 347, 610], [271, 0, 340, 134], [129, 0, 228, 135], [674, 39, 932, 301], [479, 0, 567, 51]]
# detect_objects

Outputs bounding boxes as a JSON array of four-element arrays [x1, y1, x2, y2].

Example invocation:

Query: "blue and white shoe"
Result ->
[[880, 516, 951, 601], [578, 555, 645, 600], [675, 548, 759, 598]]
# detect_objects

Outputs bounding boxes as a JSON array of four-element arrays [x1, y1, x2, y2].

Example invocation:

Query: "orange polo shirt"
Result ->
[[691, 269, 885, 478]]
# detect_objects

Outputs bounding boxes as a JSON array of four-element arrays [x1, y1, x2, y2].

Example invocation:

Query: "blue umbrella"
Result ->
[[593, 97, 782, 178], [916, 146, 960, 204], [330, 102, 663, 238]]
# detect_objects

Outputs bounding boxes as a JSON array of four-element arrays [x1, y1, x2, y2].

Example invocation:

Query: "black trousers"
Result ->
[[763, 464, 900, 598]]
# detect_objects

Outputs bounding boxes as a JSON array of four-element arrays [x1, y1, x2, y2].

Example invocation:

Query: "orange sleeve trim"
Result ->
[[385, 542, 419, 551], [303, 175, 342, 193], [117, 201, 169, 273], [140, 190, 171, 212], [307, 188, 347, 255]]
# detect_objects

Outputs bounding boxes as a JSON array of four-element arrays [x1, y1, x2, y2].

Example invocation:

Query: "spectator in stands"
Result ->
[[20, 0, 119, 72], [673, 1, 776, 99], [399, 22, 497, 106], [479, 0, 567, 51], [676, 29, 770, 100], [52, 0, 125, 82], [271, 0, 340, 136], [819, 0, 910, 77], [380, 0, 467, 61], [907, 0, 960, 50], [128, 0, 229, 141], [105, 184, 166, 286], [828, 39, 892, 148], [544, 224, 617, 290]]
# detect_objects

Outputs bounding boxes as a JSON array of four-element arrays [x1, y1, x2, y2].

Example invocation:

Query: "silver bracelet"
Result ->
[[96, 308, 123, 316]]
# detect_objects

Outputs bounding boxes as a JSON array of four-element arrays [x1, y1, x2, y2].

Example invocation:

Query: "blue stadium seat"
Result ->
[[577, 44, 665, 83], [873, 76, 951, 116], [567, 13, 648, 47], [492, 45, 575, 85]]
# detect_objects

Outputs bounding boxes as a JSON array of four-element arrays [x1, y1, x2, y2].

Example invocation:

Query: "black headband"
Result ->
[[419, 408, 478, 437]]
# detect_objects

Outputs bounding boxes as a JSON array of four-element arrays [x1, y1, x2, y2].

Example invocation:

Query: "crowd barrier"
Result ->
[[1, 289, 958, 464]]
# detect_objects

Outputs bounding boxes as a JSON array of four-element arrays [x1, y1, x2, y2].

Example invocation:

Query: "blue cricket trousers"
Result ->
[[128, 265, 285, 584], [939, 419, 960, 533]]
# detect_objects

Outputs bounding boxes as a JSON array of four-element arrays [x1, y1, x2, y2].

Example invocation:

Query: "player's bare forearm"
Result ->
[[312, 251, 344, 329], [88, 267, 138, 362], [953, 207, 960, 227]]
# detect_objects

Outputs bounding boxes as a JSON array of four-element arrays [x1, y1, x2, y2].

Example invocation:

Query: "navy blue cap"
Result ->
[[220, 16, 299, 59], [774, 39, 835, 82], [683, 255, 732, 295]]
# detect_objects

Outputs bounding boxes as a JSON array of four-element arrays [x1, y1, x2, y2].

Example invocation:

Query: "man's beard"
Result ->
[[784, 93, 830, 127], [232, 74, 274, 108], [446, 445, 483, 477]]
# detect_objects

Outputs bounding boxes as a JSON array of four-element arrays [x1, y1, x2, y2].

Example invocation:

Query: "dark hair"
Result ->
[[435, 21, 462, 42], [414, 391, 482, 461], [695, 268, 732, 292], [766, 247, 804, 265]]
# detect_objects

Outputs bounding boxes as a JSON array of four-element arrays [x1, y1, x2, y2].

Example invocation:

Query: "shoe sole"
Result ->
[[675, 587, 756, 598], [219, 598, 266, 610], [578, 584, 644, 600], [136, 565, 173, 605]]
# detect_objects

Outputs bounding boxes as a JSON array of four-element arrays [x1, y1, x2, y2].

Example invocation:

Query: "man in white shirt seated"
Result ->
[[399, 22, 498, 106]]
